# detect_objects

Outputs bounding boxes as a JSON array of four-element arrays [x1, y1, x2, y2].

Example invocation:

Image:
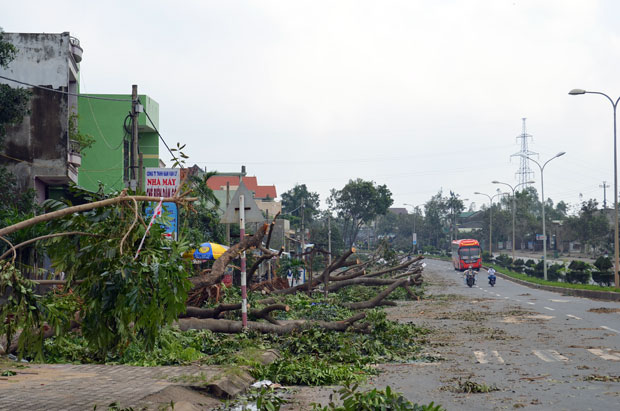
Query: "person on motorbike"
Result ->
[[487, 267, 496, 286], [464, 265, 476, 285], [488, 267, 496, 279]]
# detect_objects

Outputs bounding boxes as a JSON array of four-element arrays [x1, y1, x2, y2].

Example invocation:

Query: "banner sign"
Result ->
[[145, 168, 180, 240], [145, 168, 180, 197]]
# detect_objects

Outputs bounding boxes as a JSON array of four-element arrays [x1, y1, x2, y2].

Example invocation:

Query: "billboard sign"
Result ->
[[145, 168, 180, 240], [145, 168, 180, 197]]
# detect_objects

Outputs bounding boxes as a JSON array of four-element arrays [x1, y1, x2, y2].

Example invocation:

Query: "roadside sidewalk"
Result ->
[[0, 349, 281, 410]]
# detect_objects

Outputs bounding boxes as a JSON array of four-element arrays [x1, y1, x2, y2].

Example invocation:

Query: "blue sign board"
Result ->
[[145, 202, 178, 240]]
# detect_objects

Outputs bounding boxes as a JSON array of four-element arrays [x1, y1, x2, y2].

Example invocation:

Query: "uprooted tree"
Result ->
[[178, 215, 425, 335], [1, 185, 425, 359]]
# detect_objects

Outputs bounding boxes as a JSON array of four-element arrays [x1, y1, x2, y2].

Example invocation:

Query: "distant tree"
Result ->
[[329, 179, 393, 247], [281, 184, 320, 229], [423, 190, 450, 249], [446, 191, 466, 242], [566, 199, 609, 254]]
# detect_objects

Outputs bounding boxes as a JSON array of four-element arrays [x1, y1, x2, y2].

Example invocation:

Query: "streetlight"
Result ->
[[474, 189, 503, 259], [569, 88, 620, 288], [518, 152, 566, 281], [492, 180, 535, 262], [404, 203, 421, 253]]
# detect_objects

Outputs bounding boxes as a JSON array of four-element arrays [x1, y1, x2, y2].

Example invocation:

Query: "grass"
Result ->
[[488, 263, 620, 294]]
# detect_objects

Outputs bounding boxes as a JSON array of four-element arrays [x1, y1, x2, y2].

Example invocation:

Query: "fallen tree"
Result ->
[[175, 312, 366, 335]]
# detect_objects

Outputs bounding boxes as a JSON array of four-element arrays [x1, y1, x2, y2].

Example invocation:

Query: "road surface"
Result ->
[[289, 258, 620, 410]]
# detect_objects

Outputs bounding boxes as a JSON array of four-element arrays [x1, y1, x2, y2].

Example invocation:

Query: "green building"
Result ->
[[78, 94, 161, 193]]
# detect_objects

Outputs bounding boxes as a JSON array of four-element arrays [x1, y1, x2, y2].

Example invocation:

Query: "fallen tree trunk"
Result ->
[[247, 245, 283, 285], [326, 276, 405, 293], [175, 312, 366, 334], [342, 278, 409, 310], [273, 248, 357, 296], [329, 268, 366, 282], [0, 193, 197, 238], [364, 255, 423, 278], [181, 297, 279, 319], [189, 224, 269, 290], [394, 267, 423, 280]]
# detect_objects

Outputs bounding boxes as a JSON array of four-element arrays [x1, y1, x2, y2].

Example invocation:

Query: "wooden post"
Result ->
[[240, 195, 247, 328], [226, 182, 230, 245]]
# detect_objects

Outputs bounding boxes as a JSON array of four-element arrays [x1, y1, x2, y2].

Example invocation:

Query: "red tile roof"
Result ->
[[206, 175, 277, 199]]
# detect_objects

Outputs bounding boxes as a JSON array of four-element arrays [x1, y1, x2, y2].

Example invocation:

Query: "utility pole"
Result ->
[[301, 197, 305, 260], [328, 214, 332, 266], [226, 182, 231, 245], [131, 85, 140, 191], [600, 181, 610, 209], [324, 213, 332, 298]]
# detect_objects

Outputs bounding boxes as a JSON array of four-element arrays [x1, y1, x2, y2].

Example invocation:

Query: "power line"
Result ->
[[0, 74, 132, 102], [140, 104, 179, 166]]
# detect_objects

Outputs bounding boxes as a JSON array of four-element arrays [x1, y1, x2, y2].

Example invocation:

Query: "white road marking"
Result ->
[[533, 350, 568, 362], [587, 348, 620, 361], [505, 296, 510, 299], [566, 314, 582, 320], [544, 306, 555, 311], [550, 299, 570, 303], [474, 350, 505, 364], [492, 350, 505, 364], [495, 293, 501, 297], [548, 350, 569, 361], [601, 325, 620, 334], [515, 299, 522, 302], [527, 302, 535, 305]]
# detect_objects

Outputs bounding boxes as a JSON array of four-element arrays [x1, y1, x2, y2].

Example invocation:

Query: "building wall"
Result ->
[[257, 199, 282, 218], [78, 94, 160, 193], [0, 32, 79, 200]]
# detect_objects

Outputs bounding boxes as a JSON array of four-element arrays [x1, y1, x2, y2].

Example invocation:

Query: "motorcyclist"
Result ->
[[464, 265, 476, 285], [487, 267, 496, 280], [487, 267, 496, 286]]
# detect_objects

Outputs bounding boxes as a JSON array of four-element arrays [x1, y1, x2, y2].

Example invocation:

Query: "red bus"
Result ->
[[451, 239, 482, 271]]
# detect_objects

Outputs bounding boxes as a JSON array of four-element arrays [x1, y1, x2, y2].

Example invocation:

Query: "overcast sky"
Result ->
[[3, 0, 620, 214]]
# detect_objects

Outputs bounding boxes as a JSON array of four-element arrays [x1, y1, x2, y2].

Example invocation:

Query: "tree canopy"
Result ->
[[281, 184, 320, 228], [329, 179, 393, 247]]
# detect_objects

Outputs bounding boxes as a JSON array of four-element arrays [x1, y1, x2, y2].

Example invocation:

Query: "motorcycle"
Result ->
[[488, 272, 496, 287], [465, 266, 476, 288]]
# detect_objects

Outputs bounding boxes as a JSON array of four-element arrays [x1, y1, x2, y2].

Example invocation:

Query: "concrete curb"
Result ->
[[493, 270, 620, 302]]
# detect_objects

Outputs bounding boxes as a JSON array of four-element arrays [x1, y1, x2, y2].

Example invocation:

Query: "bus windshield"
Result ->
[[459, 246, 481, 259]]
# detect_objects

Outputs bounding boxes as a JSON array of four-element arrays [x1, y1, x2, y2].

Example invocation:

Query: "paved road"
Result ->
[[295, 259, 620, 410]]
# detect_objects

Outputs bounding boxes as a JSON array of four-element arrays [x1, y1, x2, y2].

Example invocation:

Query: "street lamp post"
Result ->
[[569, 89, 620, 288], [404, 203, 421, 253], [474, 190, 503, 259], [518, 152, 566, 281], [492, 180, 535, 262]]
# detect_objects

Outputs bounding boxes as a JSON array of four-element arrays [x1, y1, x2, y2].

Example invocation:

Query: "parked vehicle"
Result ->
[[452, 239, 482, 271]]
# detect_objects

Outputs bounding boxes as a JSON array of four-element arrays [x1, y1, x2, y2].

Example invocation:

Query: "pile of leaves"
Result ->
[[313, 384, 444, 411]]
